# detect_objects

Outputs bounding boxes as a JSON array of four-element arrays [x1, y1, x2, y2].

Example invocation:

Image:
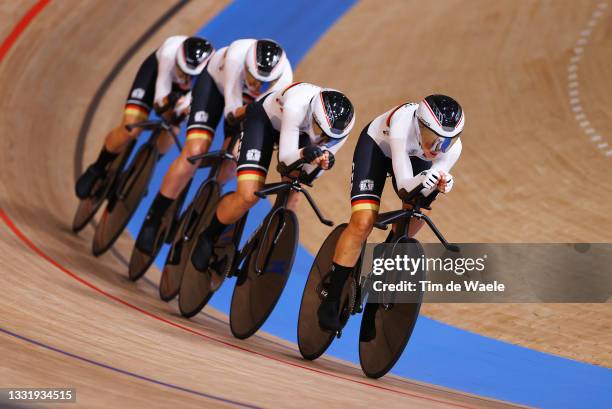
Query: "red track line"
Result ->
[[0, 0, 50, 62], [0, 3, 471, 408]]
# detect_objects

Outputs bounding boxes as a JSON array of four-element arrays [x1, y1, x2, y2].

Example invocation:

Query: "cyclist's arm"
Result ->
[[173, 91, 191, 119], [389, 109, 419, 192], [154, 44, 175, 108], [278, 105, 303, 166], [222, 49, 244, 120]]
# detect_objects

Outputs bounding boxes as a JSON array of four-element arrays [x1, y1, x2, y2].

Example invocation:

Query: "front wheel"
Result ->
[[128, 190, 186, 282], [72, 141, 135, 233], [178, 191, 234, 317], [358, 237, 425, 379]]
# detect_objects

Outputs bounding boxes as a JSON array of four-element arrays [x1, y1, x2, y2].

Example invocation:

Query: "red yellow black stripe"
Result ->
[[186, 129, 213, 141], [124, 104, 149, 119], [351, 199, 380, 212], [237, 169, 266, 183]]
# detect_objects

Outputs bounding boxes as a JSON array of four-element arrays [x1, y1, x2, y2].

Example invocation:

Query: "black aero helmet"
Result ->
[[311, 89, 356, 139], [177, 36, 214, 76], [416, 94, 464, 138], [246, 39, 286, 82]]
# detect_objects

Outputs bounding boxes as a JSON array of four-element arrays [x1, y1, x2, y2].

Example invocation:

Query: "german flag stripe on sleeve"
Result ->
[[237, 169, 266, 183], [124, 104, 149, 119], [351, 199, 380, 213], [186, 129, 213, 142]]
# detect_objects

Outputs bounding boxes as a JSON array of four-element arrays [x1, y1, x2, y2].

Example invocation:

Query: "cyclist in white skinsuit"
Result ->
[[262, 82, 350, 174], [318, 94, 465, 332], [207, 38, 294, 123], [190, 82, 356, 271]]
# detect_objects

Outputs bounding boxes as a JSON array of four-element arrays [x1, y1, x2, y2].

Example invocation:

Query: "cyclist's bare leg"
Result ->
[[401, 201, 428, 238], [75, 114, 147, 199], [156, 127, 178, 155], [282, 172, 301, 211], [217, 137, 238, 185], [136, 130, 207, 253], [216, 179, 264, 225], [103, 114, 144, 153], [191, 178, 262, 269], [333, 209, 376, 267], [318, 209, 376, 330], [160, 134, 212, 199]]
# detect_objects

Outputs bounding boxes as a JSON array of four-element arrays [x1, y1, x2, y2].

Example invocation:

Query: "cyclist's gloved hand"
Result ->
[[302, 145, 324, 164], [440, 173, 454, 193], [323, 150, 335, 170], [169, 93, 191, 126], [419, 169, 441, 190], [155, 92, 183, 116]]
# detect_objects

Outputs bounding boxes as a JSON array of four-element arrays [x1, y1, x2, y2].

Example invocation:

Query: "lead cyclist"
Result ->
[[318, 94, 465, 331]]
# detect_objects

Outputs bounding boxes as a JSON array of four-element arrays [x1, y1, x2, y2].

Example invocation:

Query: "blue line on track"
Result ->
[[125, 2, 612, 408], [0, 327, 264, 409]]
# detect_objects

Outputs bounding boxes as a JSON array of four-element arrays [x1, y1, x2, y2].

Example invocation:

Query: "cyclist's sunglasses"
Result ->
[[431, 135, 459, 153], [419, 122, 460, 153]]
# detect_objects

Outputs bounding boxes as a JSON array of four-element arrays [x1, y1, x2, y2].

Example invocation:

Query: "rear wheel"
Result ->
[[297, 224, 348, 360], [229, 208, 298, 339]]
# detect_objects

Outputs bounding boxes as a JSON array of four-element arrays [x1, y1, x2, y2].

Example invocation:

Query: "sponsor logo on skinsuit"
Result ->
[[195, 110, 208, 122], [131, 88, 146, 99], [246, 149, 261, 161], [360, 179, 374, 191]]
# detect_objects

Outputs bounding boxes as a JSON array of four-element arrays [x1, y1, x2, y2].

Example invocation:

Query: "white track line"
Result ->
[[567, 1, 610, 156]]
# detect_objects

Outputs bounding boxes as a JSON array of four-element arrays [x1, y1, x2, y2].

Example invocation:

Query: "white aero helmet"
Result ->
[[245, 39, 287, 82], [416, 94, 464, 153], [176, 36, 214, 76], [310, 88, 356, 141]]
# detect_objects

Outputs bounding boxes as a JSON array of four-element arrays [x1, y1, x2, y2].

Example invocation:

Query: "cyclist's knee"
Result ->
[[184, 139, 209, 159], [120, 115, 143, 139], [237, 184, 260, 207], [348, 211, 375, 239]]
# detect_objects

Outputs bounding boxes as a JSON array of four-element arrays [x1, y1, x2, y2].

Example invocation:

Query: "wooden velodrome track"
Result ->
[[0, 0, 609, 408]]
